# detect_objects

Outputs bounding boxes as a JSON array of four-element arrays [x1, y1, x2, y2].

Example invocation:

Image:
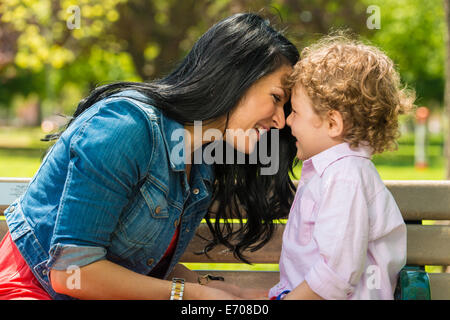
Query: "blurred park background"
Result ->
[[0, 0, 449, 180]]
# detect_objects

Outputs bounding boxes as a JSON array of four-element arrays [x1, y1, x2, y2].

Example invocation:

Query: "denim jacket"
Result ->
[[3, 90, 215, 300]]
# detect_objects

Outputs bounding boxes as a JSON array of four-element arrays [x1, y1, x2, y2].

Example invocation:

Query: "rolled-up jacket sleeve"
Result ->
[[304, 179, 370, 300], [47, 98, 154, 271]]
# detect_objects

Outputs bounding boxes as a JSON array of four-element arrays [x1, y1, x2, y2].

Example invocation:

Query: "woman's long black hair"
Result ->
[[43, 13, 300, 263]]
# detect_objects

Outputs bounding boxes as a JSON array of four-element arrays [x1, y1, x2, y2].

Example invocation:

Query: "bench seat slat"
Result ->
[[195, 270, 450, 300], [196, 270, 279, 290]]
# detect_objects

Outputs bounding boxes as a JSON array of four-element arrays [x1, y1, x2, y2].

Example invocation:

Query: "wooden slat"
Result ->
[[429, 273, 450, 300], [197, 271, 279, 290], [292, 180, 450, 221], [0, 218, 8, 240], [406, 225, 450, 266], [2, 179, 450, 221], [0, 178, 31, 213], [384, 180, 450, 221], [1, 217, 449, 266], [181, 223, 284, 264], [195, 270, 450, 300], [180, 223, 450, 266]]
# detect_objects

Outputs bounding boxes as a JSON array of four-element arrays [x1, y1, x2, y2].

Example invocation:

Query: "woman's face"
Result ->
[[225, 65, 292, 154]]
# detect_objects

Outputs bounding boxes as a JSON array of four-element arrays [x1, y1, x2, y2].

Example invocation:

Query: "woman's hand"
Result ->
[[50, 260, 243, 300], [167, 264, 242, 300], [167, 264, 267, 299]]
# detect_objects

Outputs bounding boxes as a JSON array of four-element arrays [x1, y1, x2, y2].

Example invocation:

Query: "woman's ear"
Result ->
[[326, 110, 344, 139]]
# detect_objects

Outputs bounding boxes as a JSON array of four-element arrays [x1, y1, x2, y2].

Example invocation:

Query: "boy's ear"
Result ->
[[326, 110, 344, 138]]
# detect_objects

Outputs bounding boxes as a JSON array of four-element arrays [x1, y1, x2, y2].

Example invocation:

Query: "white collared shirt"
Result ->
[[269, 142, 407, 300]]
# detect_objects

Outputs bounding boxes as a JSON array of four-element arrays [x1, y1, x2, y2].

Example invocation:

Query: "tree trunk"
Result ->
[[444, 0, 450, 179]]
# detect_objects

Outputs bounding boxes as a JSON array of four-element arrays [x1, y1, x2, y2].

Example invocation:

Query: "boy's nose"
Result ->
[[286, 112, 293, 127], [272, 106, 286, 129]]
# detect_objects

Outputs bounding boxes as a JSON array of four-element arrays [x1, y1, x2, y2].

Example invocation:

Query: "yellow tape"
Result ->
[[200, 218, 287, 224], [181, 262, 279, 272]]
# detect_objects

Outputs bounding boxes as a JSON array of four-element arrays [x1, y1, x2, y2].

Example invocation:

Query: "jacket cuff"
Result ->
[[305, 258, 355, 300], [47, 243, 107, 271]]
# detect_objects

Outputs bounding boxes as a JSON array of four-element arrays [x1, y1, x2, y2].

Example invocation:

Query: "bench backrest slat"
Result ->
[[179, 223, 450, 266], [2, 179, 450, 221]]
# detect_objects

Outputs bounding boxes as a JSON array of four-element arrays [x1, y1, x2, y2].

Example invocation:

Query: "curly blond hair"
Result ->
[[287, 33, 415, 154]]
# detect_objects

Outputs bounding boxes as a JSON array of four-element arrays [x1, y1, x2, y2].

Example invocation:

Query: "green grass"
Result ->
[[0, 126, 447, 179], [0, 127, 51, 177]]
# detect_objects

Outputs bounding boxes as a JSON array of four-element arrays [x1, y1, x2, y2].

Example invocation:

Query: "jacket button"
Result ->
[[155, 206, 161, 214], [193, 188, 199, 195], [147, 258, 154, 266], [174, 219, 179, 228]]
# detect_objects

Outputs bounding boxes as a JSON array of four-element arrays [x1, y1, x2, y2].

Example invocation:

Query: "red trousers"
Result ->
[[0, 232, 52, 300]]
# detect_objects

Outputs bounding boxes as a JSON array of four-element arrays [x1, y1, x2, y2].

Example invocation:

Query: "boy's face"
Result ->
[[286, 84, 334, 161]]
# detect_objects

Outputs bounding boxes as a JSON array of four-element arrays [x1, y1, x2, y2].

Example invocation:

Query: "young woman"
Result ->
[[0, 13, 299, 300]]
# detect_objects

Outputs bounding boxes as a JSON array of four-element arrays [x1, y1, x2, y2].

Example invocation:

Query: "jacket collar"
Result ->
[[110, 89, 214, 183], [159, 109, 214, 184]]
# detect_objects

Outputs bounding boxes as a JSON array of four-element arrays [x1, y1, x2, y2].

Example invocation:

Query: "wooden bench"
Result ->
[[1, 178, 450, 299]]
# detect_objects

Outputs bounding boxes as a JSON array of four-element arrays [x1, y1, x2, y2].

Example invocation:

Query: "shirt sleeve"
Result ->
[[304, 179, 370, 300], [47, 98, 155, 271]]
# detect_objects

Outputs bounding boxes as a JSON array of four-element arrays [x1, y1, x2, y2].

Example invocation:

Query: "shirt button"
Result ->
[[155, 206, 161, 214], [147, 258, 154, 266], [193, 188, 199, 195]]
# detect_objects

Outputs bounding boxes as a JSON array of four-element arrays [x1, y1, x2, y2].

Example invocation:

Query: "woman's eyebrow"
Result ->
[[275, 86, 289, 98]]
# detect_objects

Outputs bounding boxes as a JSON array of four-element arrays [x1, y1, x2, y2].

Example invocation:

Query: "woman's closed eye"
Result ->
[[272, 94, 282, 103]]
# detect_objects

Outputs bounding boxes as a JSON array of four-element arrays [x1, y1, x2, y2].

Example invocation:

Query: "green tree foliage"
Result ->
[[361, 0, 445, 107], [0, 0, 446, 118], [0, 0, 139, 115]]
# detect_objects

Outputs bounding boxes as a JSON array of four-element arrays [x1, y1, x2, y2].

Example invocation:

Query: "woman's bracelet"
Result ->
[[170, 278, 185, 300]]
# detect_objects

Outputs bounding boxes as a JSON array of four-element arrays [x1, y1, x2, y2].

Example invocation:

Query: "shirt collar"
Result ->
[[307, 142, 373, 177]]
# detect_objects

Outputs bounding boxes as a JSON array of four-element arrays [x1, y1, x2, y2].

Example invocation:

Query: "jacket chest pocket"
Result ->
[[298, 197, 317, 246], [114, 179, 173, 248]]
